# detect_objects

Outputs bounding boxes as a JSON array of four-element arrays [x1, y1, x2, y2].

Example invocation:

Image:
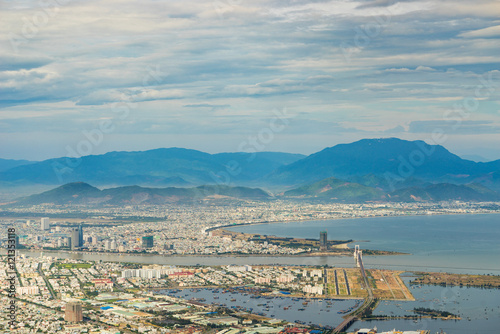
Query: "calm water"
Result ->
[[157, 288, 361, 328], [19, 213, 500, 274], [228, 213, 500, 274], [351, 276, 500, 334]]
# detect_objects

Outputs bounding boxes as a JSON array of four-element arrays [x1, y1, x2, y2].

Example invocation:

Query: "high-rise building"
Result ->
[[78, 225, 84, 247], [142, 235, 154, 248], [41, 217, 50, 230], [319, 231, 328, 251], [65, 302, 83, 322], [71, 228, 80, 249]]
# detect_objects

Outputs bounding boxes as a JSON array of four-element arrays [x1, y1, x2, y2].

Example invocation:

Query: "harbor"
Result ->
[[157, 287, 362, 329]]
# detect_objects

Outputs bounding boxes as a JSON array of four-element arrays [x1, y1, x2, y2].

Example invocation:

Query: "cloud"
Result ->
[[76, 88, 185, 106], [408, 120, 500, 134], [460, 25, 500, 38], [183, 104, 230, 111], [281, 118, 364, 135], [356, 0, 414, 9], [384, 125, 406, 133], [0, 54, 53, 71], [0, 0, 499, 159]]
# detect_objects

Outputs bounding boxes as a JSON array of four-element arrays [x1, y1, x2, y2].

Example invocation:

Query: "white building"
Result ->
[[121, 269, 161, 279], [276, 275, 295, 283], [41, 217, 50, 230], [17, 286, 40, 296], [254, 277, 271, 284], [303, 284, 323, 295], [226, 265, 252, 272]]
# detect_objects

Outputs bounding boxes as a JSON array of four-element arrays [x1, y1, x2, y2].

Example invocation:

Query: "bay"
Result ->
[[350, 276, 500, 334], [227, 213, 500, 275], [157, 288, 361, 328]]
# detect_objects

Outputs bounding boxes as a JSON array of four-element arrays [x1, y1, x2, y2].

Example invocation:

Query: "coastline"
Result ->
[[13, 210, 500, 260], [207, 210, 500, 235]]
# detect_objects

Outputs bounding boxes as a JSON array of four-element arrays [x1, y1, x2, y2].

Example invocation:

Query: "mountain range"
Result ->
[[11, 182, 270, 206], [7, 177, 499, 207], [266, 138, 500, 191], [1, 138, 500, 202], [283, 177, 499, 202], [0, 149, 305, 187], [0, 158, 36, 172]]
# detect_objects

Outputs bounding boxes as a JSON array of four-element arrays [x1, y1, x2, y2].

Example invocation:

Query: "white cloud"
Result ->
[[460, 25, 500, 38]]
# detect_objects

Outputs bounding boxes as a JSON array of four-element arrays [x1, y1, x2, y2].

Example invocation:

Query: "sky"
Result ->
[[1, 0, 500, 161]]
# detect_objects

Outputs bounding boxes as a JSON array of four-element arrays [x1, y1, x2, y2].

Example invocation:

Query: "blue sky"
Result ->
[[1, 0, 500, 161]]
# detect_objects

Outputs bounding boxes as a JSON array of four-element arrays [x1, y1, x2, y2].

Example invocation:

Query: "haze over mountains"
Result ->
[[0, 158, 36, 172], [2, 138, 500, 204], [12, 182, 270, 206], [0, 149, 305, 187]]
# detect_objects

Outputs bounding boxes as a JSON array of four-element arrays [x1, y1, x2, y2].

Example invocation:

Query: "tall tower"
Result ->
[[65, 302, 83, 322], [354, 245, 362, 267], [319, 231, 328, 251], [71, 228, 80, 249], [78, 225, 84, 247], [41, 217, 50, 230], [142, 235, 154, 248]]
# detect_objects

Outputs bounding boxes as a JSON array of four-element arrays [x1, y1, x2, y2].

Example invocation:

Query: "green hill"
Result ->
[[284, 177, 386, 202], [11, 182, 271, 206]]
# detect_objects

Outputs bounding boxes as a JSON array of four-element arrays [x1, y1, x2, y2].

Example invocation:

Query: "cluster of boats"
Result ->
[[164, 287, 362, 329], [337, 300, 362, 314]]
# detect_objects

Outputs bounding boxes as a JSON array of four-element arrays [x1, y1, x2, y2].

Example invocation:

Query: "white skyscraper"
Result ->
[[41, 217, 50, 230]]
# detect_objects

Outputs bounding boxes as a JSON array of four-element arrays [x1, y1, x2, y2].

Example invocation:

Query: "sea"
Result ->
[[227, 213, 500, 275]]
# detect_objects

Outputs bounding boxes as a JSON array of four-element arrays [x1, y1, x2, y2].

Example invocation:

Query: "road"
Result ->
[[332, 251, 374, 333]]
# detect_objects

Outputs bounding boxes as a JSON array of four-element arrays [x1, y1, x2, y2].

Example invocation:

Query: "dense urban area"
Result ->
[[2, 201, 499, 255], [1, 200, 500, 333]]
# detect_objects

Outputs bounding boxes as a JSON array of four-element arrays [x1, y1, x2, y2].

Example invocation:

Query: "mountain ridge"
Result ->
[[265, 138, 500, 190], [283, 177, 500, 203], [1, 138, 500, 194], [0, 148, 305, 187], [10, 182, 271, 206]]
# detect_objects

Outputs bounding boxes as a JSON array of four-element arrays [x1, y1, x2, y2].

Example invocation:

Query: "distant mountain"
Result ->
[[2, 139, 500, 195], [0, 148, 305, 187], [265, 138, 500, 190], [0, 158, 36, 172], [10, 182, 270, 206], [283, 177, 500, 203], [388, 183, 500, 202], [461, 154, 490, 163], [284, 177, 385, 202], [346, 174, 431, 191]]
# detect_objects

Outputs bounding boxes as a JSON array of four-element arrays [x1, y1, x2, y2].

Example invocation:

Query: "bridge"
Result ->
[[355, 245, 373, 300], [332, 245, 373, 333], [332, 316, 356, 333]]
